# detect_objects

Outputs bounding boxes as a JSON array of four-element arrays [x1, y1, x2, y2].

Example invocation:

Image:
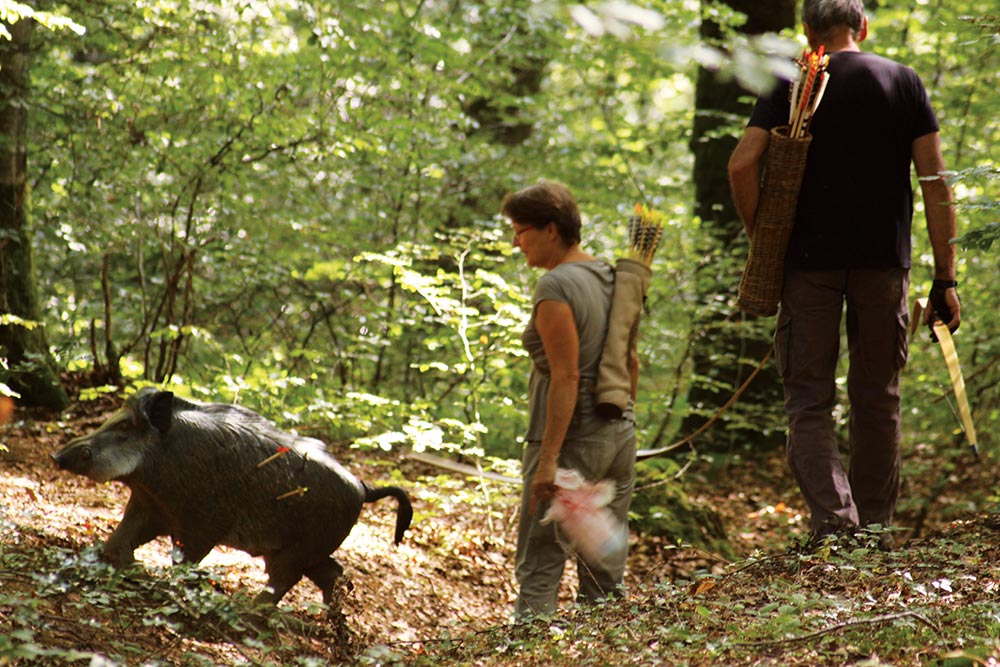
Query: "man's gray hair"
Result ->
[[802, 0, 865, 40]]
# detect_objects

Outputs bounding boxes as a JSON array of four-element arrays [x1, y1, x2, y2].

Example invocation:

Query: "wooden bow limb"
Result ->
[[406, 451, 523, 485], [911, 298, 979, 458]]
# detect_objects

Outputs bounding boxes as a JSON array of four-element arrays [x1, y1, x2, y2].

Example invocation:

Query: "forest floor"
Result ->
[[1, 392, 999, 666]]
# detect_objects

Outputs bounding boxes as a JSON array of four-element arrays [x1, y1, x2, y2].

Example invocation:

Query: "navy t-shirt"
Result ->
[[748, 51, 939, 270]]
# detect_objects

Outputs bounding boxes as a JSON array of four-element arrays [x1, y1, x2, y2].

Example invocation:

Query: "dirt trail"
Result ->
[[3, 395, 992, 663]]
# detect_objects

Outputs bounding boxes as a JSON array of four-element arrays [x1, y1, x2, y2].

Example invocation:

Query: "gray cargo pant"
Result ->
[[514, 417, 636, 618], [775, 268, 909, 531]]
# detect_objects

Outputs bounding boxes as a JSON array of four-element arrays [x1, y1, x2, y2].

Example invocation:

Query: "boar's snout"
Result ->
[[52, 441, 93, 474]]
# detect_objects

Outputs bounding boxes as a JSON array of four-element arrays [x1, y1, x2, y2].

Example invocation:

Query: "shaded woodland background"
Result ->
[[3, 0, 997, 480], [1, 1, 999, 664]]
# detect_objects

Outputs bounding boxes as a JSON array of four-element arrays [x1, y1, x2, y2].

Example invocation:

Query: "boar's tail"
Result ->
[[364, 484, 413, 545]]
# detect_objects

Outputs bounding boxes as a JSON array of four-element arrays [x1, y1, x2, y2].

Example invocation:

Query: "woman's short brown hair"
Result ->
[[500, 179, 581, 246]]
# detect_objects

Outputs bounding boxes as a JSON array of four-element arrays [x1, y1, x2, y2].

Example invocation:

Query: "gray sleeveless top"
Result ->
[[521, 260, 614, 441]]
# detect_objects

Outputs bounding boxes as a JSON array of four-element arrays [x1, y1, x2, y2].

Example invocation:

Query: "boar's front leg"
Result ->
[[171, 534, 217, 565], [101, 495, 166, 567]]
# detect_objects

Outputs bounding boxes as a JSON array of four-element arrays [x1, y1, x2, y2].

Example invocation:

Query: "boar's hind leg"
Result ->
[[255, 551, 306, 606], [304, 557, 345, 605], [102, 497, 166, 567]]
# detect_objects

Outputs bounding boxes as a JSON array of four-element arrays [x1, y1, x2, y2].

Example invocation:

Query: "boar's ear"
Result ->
[[142, 391, 175, 435]]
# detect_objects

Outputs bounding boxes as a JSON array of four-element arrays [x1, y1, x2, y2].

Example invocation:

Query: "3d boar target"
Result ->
[[52, 388, 413, 606]]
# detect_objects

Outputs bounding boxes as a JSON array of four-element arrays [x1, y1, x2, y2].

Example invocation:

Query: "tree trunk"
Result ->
[[0, 18, 69, 410], [682, 0, 795, 450]]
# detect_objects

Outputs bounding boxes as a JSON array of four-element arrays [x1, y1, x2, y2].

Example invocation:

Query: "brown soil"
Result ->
[[1, 392, 996, 665]]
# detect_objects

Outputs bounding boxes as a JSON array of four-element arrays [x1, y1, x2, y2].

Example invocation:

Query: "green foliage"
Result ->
[[12, 0, 999, 501], [395, 513, 1000, 666], [950, 167, 1000, 251], [25, 0, 717, 455], [0, 1, 85, 39], [955, 222, 1000, 252], [0, 316, 39, 399], [630, 457, 735, 559], [353, 226, 531, 457], [887, 2, 1000, 466], [4, 8, 999, 666], [1, 314, 29, 398], [0, 540, 351, 665]]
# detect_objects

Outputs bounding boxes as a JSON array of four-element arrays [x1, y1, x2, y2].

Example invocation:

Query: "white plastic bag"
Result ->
[[540, 469, 626, 569]]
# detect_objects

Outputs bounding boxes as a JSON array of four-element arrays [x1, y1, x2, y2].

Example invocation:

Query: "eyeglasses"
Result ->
[[511, 222, 550, 241]]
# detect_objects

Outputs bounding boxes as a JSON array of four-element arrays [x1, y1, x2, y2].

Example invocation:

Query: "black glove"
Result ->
[[928, 279, 959, 341]]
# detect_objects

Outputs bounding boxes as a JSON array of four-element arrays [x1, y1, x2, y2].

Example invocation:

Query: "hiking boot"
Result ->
[[858, 525, 897, 552], [788, 518, 858, 553], [810, 518, 857, 544]]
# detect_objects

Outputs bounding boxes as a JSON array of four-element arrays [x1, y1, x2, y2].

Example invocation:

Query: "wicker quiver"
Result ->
[[737, 126, 812, 317]]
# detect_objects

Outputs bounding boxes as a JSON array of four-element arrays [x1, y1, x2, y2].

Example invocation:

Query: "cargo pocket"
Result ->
[[774, 308, 792, 378], [895, 310, 910, 370]]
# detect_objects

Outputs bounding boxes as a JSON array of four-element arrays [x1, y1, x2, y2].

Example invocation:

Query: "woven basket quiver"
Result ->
[[737, 125, 812, 317]]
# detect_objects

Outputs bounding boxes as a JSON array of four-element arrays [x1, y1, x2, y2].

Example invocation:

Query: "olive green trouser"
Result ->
[[514, 417, 636, 619]]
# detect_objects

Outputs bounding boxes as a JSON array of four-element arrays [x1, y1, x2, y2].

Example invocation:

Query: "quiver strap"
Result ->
[[595, 258, 651, 419]]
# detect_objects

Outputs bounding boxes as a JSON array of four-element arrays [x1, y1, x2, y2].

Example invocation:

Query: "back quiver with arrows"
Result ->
[[595, 258, 651, 419], [594, 205, 662, 420]]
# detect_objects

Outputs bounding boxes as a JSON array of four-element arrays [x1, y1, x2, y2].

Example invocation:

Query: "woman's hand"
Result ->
[[530, 456, 559, 514]]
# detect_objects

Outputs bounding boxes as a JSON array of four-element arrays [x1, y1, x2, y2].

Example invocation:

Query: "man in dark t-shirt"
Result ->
[[749, 50, 937, 271], [728, 0, 962, 548]]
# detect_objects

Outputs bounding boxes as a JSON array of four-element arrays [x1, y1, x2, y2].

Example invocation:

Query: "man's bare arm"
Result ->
[[728, 127, 771, 237], [913, 131, 961, 330]]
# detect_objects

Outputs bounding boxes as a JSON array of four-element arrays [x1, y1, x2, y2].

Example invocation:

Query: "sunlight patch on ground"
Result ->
[[1, 455, 516, 647]]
